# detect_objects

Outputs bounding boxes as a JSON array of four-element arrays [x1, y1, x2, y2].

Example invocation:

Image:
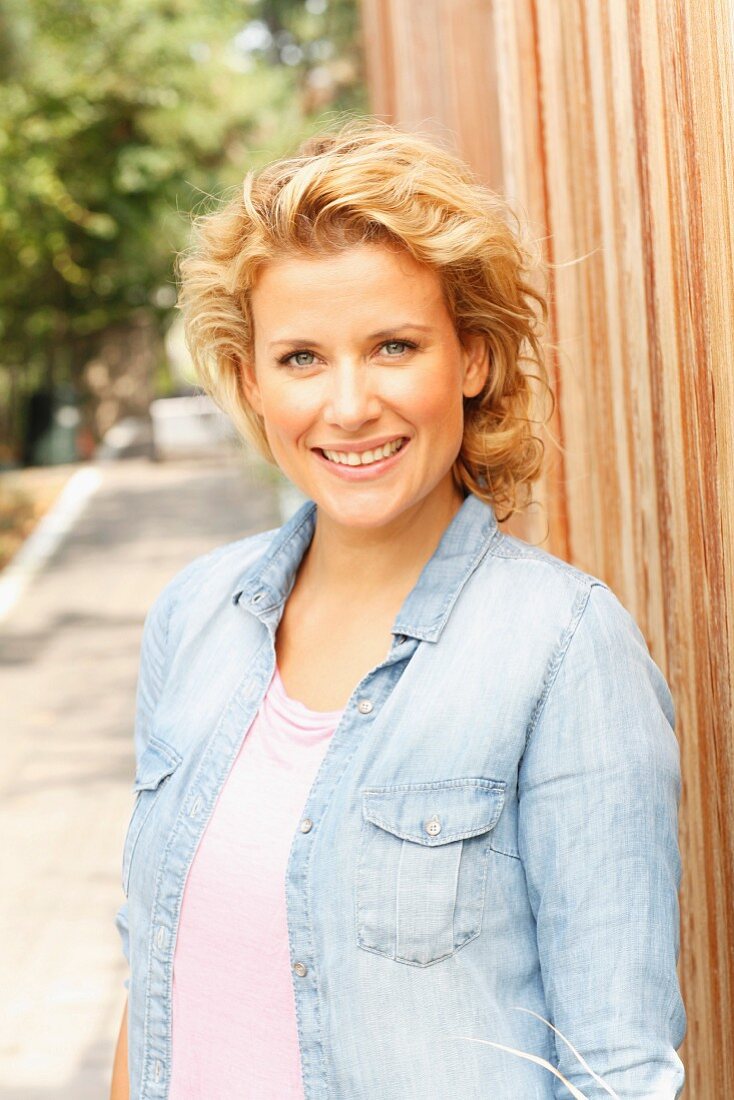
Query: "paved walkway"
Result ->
[[0, 456, 281, 1099]]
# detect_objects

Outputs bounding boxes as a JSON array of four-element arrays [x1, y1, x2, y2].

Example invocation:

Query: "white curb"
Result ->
[[0, 465, 104, 623]]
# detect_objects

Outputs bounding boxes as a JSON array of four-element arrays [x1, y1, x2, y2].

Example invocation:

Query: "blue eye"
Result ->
[[292, 351, 315, 366], [279, 350, 316, 368], [382, 340, 416, 356]]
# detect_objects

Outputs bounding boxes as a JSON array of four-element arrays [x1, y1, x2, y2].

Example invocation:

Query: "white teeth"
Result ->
[[323, 437, 406, 466]]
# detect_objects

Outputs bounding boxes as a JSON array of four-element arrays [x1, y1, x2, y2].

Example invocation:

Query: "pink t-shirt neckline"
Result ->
[[270, 663, 345, 725]]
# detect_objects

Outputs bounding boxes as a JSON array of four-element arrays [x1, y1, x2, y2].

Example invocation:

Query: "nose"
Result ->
[[322, 360, 382, 431]]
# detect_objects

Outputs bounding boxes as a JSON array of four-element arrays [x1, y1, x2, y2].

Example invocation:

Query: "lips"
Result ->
[[313, 433, 408, 455], [312, 435, 411, 479], [319, 437, 408, 467]]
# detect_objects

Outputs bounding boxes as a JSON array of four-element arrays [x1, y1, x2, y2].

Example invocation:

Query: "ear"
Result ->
[[239, 356, 264, 417], [460, 333, 490, 399]]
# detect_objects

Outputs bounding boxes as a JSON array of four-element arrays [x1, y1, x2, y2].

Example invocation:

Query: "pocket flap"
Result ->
[[133, 735, 182, 792], [362, 778, 506, 846]]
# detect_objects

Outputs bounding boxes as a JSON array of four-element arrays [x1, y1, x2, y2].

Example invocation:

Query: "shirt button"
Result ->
[[425, 815, 441, 836], [357, 699, 373, 714], [293, 961, 308, 977], [300, 818, 313, 833]]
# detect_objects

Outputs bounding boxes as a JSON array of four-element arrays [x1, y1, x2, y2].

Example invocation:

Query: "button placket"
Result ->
[[283, 662, 403, 1091]]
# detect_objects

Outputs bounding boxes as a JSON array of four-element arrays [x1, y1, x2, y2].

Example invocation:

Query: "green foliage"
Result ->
[[0, 0, 366, 459]]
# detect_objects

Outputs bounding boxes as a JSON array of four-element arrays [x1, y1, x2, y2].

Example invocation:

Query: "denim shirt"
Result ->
[[116, 491, 686, 1099]]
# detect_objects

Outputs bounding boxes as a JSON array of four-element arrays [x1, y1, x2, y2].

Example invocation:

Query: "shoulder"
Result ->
[[484, 529, 647, 638], [488, 538, 681, 786], [477, 529, 673, 718], [469, 527, 614, 645], [486, 529, 608, 594], [142, 523, 279, 638]]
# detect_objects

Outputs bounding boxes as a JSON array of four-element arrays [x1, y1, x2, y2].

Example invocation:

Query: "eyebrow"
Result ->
[[267, 323, 433, 349]]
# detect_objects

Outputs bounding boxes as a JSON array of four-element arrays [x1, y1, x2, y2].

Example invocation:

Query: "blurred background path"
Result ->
[[0, 455, 281, 1099]]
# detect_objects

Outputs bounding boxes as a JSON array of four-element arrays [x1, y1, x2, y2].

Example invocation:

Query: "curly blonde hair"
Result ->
[[176, 117, 550, 521]]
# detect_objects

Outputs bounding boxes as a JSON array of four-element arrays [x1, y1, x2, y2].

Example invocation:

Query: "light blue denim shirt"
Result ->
[[116, 491, 686, 1099]]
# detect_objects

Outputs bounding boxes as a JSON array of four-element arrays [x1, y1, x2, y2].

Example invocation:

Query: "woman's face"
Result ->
[[244, 243, 489, 533]]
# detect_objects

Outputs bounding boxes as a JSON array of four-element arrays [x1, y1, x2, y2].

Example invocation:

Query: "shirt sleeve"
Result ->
[[517, 581, 686, 1099], [115, 902, 131, 991], [114, 579, 178, 986]]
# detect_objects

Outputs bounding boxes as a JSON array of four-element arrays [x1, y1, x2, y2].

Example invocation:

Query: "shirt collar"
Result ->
[[232, 491, 499, 643]]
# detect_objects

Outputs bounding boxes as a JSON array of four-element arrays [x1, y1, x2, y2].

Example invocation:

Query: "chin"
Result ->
[[324, 504, 400, 529], [313, 488, 409, 529]]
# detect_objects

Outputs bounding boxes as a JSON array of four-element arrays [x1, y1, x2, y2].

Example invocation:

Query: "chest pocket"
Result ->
[[122, 735, 182, 895], [356, 777, 506, 967]]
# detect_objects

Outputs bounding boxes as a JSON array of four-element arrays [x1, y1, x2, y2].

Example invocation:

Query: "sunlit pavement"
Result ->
[[0, 455, 280, 1099]]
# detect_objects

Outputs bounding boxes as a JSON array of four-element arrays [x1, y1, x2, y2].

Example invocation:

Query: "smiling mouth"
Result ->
[[317, 437, 408, 467]]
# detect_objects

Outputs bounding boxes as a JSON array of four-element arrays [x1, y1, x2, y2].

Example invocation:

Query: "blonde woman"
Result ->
[[110, 120, 685, 1099]]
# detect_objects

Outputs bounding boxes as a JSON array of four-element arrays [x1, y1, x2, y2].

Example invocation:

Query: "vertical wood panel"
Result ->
[[360, 0, 734, 1092], [491, 0, 570, 555], [359, 0, 503, 191]]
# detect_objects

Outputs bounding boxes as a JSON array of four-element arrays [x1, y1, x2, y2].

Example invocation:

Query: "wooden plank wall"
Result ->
[[359, 0, 734, 1094]]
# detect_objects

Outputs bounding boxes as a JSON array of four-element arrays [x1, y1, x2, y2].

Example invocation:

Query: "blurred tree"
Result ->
[[0, 0, 365, 463]]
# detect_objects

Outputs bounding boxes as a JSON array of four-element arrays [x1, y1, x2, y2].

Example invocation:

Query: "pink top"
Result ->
[[169, 664, 344, 1099]]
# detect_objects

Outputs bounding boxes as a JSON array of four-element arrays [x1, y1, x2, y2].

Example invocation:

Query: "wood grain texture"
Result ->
[[360, 0, 734, 1093]]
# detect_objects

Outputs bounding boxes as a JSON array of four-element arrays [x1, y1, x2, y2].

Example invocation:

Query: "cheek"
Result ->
[[401, 367, 465, 433], [259, 382, 312, 444]]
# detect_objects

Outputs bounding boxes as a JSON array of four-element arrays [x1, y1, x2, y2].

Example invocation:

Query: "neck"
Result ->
[[300, 484, 466, 601]]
